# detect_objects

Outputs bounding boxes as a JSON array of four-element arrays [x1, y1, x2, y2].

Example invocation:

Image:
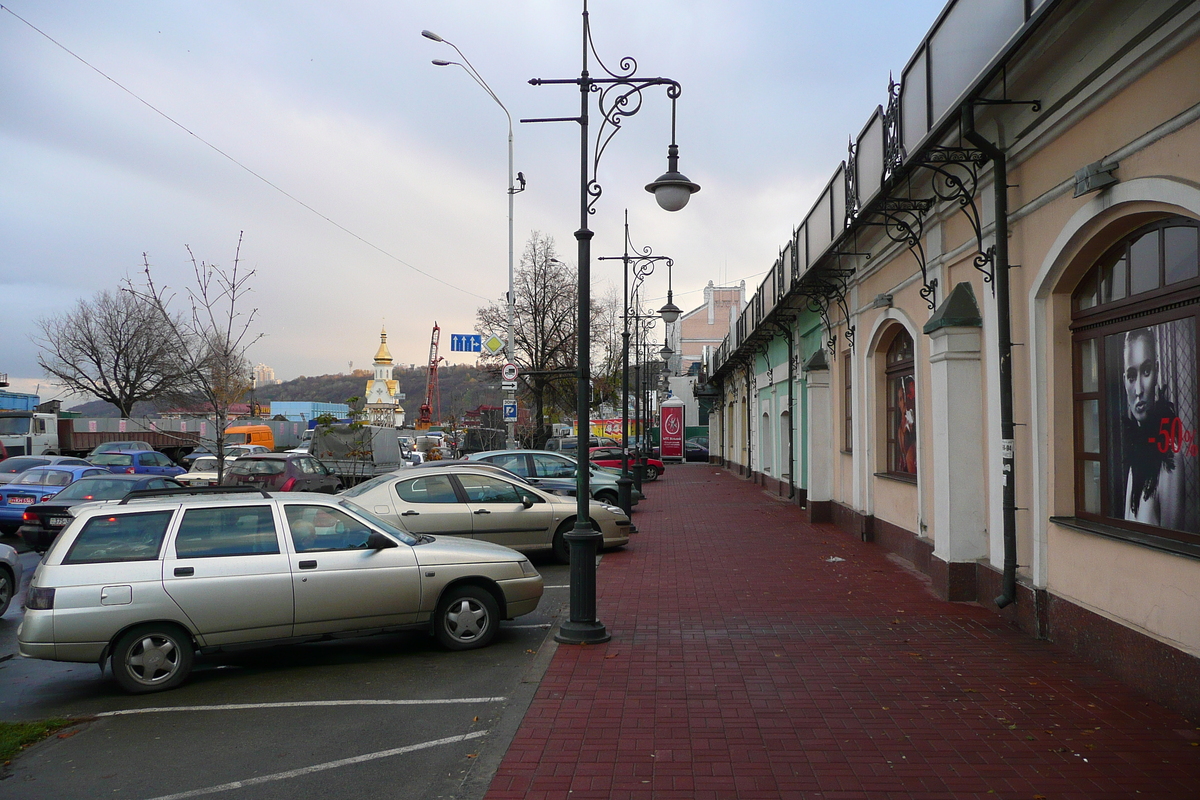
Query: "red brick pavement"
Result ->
[[485, 465, 1200, 800]]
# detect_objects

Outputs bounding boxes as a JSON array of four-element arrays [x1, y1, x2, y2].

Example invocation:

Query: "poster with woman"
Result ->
[[1104, 318, 1199, 534]]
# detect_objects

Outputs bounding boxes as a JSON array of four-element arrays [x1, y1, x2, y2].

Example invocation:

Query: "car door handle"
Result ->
[[173, 567, 194, 577], [299, 560, 318, 569], [402, 510, 419, 516], [473, 509, 491, 515]]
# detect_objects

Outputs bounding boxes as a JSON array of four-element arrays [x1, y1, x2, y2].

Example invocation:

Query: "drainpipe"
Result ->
[[744, 359, 754, 477], [771, 321, 797, 499], [963, 104, 1017, 609]]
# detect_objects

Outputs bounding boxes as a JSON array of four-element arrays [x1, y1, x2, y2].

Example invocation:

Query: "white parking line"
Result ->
[[544, 584, 570, 589], [143, 730, 489, 800], [506, 623, 552, 629], [97, 698, 505, 717]]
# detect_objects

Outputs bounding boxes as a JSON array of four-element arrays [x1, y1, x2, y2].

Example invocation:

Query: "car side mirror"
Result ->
[[521, 496, 534, 509], [365, 531, 397, 550]]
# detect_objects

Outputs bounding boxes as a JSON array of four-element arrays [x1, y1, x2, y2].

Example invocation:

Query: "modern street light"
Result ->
[[522, 0, 699, 645], [599, 210, 673, 520], [423, 29, 526, 449]]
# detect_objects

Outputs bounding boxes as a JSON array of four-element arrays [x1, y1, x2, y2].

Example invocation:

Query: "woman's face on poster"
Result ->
[[1123, 332, 1158, 423]]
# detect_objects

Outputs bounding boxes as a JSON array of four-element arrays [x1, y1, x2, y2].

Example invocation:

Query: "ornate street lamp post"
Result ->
[[598, 211, 673, 518], [523, 0, 699, 645], [423, 30, 526, 449]]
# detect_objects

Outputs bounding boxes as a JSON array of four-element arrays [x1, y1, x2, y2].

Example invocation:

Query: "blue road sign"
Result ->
[[450, 334, 482, 352], [503, 400, 518, 421]]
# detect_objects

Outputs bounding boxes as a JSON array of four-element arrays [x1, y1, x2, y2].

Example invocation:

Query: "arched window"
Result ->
[[1071, 217, 1199, 544], [885, 329, 917, 478]]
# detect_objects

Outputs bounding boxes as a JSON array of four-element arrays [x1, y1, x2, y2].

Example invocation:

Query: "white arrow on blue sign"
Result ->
[[450, 334, 482, 352]]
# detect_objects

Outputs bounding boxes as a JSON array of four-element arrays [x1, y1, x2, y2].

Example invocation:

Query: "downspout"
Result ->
[[963, 104, 1017, 609], [744, 358, 753, 477], [771, 321, 797, 499]]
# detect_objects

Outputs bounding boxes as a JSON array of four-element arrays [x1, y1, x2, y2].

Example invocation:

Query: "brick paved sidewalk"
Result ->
[[486, 465, 1200, 800]]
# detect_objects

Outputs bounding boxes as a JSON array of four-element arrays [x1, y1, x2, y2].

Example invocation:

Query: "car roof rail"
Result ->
[[118, 486, 272, 504]]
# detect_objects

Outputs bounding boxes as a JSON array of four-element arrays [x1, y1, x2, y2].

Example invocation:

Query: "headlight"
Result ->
[[519, 559, 539, 577]]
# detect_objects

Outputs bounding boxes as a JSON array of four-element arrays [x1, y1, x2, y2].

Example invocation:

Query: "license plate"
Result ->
[[50, 517, 71, 527], [8, 496, 34, 505]]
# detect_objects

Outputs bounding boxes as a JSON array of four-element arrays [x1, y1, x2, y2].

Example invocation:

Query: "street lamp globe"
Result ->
[[658, 297, 681, 323], [659, 344, 674, 362], [645, 144, 700, 212]]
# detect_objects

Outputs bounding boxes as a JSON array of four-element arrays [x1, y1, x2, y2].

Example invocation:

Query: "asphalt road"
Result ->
[[0, 539, 569, 800]]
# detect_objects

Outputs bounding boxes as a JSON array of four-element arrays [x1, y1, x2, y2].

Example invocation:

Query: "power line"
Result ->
[[0, 3, 491, 302]]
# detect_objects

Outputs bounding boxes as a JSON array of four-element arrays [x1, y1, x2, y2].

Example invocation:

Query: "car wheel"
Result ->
[[595, 490, 618, 506], [111, 624, 194, 694], [643, 465, 659, 481], [435, 585, 499, 651], [552, 521, 572, 564], [0, 567, 13, 617]]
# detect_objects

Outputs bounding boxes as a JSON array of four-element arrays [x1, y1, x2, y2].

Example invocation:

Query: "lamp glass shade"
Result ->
[[645, 171, 700, 213], [658, 301, 681, 323], [659, 345, 673, 361]]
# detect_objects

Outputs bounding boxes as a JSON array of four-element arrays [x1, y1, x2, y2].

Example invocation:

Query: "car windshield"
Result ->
[[0, 417, 31, 435], [92, 453, 133, 466], [190, 457, 218, 472], [229, 459, 286, 476], [337, 499, 418, 545], [16, 468, 73, 486], [52, 478, 139, 501], [0, 457, 48, 474]]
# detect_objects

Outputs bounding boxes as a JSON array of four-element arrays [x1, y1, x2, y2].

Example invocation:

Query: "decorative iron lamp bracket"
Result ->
[[800, 269, 855, 351], [860, 198, 937, 310], [910, 146, 995, 287]]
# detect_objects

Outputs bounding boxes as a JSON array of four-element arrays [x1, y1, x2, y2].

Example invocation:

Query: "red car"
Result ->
[[589, 447, 665, 481]]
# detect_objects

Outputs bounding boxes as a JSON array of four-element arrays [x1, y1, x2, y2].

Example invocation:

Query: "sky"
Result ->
[[1, 0, 947, 403]]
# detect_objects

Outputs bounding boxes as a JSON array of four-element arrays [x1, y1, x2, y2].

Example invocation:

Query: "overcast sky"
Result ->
[[2, 0, 946, 402]]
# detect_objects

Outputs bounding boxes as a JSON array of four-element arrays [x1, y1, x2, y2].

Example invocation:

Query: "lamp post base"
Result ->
[[555, 620, 611, 644]]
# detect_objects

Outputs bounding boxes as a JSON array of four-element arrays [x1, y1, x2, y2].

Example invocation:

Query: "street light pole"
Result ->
[[523, 0, 699, 646], [423, 30, 526, 449], [598, 210, 673, 519]]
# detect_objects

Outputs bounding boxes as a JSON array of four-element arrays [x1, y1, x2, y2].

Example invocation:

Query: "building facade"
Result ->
[[706, 0, 1200, 718]]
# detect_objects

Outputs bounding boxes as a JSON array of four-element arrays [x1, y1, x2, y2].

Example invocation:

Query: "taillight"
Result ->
[[22, 510, 34, 522], [280, 477, 297, 492], [26, 586, 55, 610], [125, 467, 136, 474]]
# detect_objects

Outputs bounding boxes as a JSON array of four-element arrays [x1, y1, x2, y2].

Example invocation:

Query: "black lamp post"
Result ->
[[523, 0, 699, 645], [598, 211, 673, 519]]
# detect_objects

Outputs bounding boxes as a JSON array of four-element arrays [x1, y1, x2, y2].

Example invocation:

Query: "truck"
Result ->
[[0, 411, 201, 461], [310, 424, 403, 486]]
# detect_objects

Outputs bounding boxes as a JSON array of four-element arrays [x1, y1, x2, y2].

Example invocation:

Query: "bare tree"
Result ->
[[35, 289, 189, 418], [476, 233, 579, 447], [125, 233, 261, 481]]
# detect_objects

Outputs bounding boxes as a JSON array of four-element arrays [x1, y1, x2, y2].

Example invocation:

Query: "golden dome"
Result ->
[[374, 328, 393, 364]]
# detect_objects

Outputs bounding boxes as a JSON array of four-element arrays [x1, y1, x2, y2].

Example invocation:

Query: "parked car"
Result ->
[[18, 474, 184, 553], [543, 436, 619, 454], [0, 542, 22, 616], [19, 488, 544, 692], [463, 450, 642, 506], [176, 456, 220, 488], [588, 447, 666, 481], [225, 444, 271, 459], [341, 462, 631, 563], [0, 465, 110, 533], [0, 455, 95, 485], [684, 438, 710, 462], [221, 453, 341, 494], [91, 450, 187, 477], [85, 440, 153, 460]]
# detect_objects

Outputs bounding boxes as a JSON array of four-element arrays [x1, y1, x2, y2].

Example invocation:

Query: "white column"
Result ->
[[927, 325, 987, 563], [805, 360, 832, 504]]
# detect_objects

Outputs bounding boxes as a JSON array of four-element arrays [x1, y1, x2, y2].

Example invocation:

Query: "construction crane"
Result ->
[[416, 322, 443, 431]]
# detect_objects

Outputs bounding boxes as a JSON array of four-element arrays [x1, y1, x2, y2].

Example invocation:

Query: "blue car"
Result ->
[[0, 465, 110, 533], [90, 450, 186, 478]]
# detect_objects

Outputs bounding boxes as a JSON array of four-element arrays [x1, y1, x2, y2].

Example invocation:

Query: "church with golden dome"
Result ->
[[364, 327, 405, 428]]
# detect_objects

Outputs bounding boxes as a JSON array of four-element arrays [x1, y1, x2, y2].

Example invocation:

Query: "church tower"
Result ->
[[363, 327, 404, 427]]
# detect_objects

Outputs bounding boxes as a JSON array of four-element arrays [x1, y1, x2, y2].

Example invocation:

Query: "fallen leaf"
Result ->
[[473, 716, 479, 722], [56, 730, 79, 740], [466, 754, 477, 759], [604, 652, 619, 659]]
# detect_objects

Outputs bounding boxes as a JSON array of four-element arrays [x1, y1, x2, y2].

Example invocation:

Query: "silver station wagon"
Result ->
[[18, 488, 543, 693]]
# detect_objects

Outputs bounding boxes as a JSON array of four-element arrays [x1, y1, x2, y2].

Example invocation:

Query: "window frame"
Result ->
[[1069, 217, 1200, 550], [883, 330, 918, 481], [842, 351, 853, 454]]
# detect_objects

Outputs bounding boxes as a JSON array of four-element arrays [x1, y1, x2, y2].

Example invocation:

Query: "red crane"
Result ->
[[416, 322, 443, 431]]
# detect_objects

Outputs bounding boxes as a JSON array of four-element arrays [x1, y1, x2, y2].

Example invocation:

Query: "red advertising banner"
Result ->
[[660, 400, 684, 459]]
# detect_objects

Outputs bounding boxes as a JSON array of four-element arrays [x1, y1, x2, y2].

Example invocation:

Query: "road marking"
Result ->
[[98, 698, 505, 717], [544, 584, 570, 589], [506, 623, 552, 629], [143, 730, 489, 800]]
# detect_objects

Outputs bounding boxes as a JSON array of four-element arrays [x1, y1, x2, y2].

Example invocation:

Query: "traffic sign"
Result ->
[[501, 363, 519, 381], [502, 381, 518, 390], [482, 335, 506, 355], [450, 334, 482, 352], [503, 400, 518, 421]]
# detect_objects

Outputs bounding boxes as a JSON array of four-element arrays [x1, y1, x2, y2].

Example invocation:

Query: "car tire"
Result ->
[[0, 567, 14, 617], [111, 623, 194, 694], [434, 585, 499, 651], [643, 465, 659, 481], [595, 490, 619, 506], [552, 521, 572, 564]]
